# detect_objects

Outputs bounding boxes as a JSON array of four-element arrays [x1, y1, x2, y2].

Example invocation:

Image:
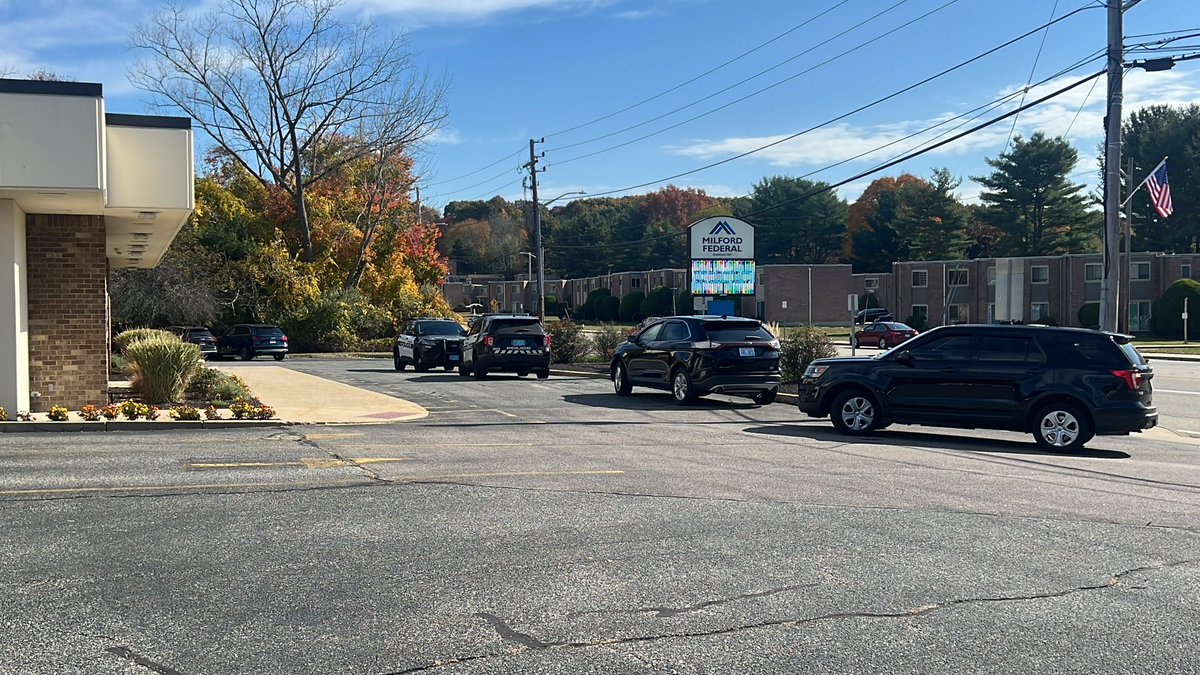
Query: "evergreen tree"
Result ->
[[737, 176, 847, 264], [896, 169, 971, 261]]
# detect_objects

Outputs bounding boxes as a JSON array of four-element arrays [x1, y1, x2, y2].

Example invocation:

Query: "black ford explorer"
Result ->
[[796, 324, 1156, 452]]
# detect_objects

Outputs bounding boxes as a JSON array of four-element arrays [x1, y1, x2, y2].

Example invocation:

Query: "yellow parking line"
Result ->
[[304, 433, 365, 440], [0, 479, 371, 496], [351, 457, 411, 464]]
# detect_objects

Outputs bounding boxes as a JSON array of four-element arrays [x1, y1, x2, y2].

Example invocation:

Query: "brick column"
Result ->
[[26, 214, 109, 411]]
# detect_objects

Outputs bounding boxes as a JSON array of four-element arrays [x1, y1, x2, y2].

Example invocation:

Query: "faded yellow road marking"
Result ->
[[189, 457, 409, 470], [351, 457, 411, 464], [303, 433, 365, 440], [0, 479, 372, 496], [398, 470, 623, 481], [300, 458, 346, 469]]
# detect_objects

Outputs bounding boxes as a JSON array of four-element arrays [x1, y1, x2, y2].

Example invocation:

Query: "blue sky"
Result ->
[[3, 0, 1199, 212]]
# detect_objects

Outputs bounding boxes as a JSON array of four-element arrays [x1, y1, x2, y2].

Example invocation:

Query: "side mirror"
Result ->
[[894, 350, 915, 367]]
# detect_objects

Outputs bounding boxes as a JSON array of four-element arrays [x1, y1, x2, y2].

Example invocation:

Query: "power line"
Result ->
[[575, 3, 1102, 199], [544, 0, 856, 138], [1001, 0, 1060, 156], [423, 148, 524, 187]]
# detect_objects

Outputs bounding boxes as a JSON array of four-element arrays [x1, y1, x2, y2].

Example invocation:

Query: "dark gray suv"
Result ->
[[797, 324, 1156, 452]]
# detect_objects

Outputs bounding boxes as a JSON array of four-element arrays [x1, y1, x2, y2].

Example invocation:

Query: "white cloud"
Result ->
[[348, 0, 617, 23], [428, 128, 464, 145]]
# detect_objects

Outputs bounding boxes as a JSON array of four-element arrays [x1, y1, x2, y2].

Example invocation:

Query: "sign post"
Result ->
[[1185, 297, 1190, 345], [848, 294, 859, 355]]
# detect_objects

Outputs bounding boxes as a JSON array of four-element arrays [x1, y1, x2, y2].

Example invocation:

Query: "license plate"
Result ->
[[739, 347, 755, 357], [512, 339, 526, 347], [449, 354, 459, 361]]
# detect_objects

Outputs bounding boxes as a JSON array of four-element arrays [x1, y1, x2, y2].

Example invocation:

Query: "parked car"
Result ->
[[167, 326, 218, 360], [851, 321, 919, 349], [459, 314, 551, 379], [796, 324, 1157, 452], [854, 307, 893, 324], [216, 324, 289, 361], [611, 315, 782, 405], [394, 318, 467, 372]]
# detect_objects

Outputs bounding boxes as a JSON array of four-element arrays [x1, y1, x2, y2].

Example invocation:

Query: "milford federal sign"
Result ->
[[688, 217, 754, 260]]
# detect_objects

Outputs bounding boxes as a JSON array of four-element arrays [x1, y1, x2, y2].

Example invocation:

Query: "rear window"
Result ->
[[1041, 333, 1129, 368], [1117, 342, 1146, 367], [881, 323, 912, 331], [489, 319, 543, 334], [702, 321, 774, 343], [418, 321, 464, 336], [252, 326, 284, 336], [188, 329, 215, 339]]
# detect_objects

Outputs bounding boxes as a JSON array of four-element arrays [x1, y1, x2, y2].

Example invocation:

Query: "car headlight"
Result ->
[[418, 338, 437, 346], [803, 364, 829, 380]]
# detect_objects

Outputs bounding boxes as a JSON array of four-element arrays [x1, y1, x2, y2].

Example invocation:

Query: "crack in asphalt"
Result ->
[[268, 430, 388, 484], [568, 583, 819, 619], [105, 646, 182, 674], [380, 559, 1200, 674]]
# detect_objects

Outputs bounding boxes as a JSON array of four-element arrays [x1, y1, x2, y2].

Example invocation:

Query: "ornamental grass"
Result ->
[[124, 335, 202, 404]]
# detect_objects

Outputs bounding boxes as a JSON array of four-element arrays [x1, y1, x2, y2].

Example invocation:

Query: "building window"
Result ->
[[1031, 265, 1049, 284], [1183, 262, 1192, 279], [946, 269, 968, 286], [864, 277, 879, 290], [1129, 301, 1152, 332], [1131, 261, 1150, 280], [1031, 302, 1050, 322], [911, 304, 928, 323], [987, 267, 996, 285], [912, 269, 928, 287], [1085, 263, 1102, 282], [631, 278, 641, 288], [948, 304, 969, 324]]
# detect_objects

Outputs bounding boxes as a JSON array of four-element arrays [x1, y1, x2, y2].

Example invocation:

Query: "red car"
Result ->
[[851, 321, 919, 349]]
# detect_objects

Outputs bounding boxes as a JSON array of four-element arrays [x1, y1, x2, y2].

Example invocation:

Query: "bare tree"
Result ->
[[130, 0, 447, 262]]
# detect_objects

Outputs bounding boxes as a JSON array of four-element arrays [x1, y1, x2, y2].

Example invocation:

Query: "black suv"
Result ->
[[460, 315, 550, 379], [216, 324, 289, 361], [394, 318, 466, 371], [167, 326, 218, 360], [612, 316, 781, 405], [855, 307, 893, 324], [796, 324, 1156, 452]]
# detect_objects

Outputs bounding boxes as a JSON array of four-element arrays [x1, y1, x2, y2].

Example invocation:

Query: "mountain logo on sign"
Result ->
[[708, 221, 737, 235]]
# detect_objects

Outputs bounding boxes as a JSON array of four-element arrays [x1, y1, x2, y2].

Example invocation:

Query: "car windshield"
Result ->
[[189, 330, 214, 339], [490, 319, 543, 334], [881, 322, 912, 331], [419, 321, 464, 336], [702, 321, 774, 343]]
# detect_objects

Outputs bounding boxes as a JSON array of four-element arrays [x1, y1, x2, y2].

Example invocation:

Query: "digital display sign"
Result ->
[[690, 259, 756, 296]]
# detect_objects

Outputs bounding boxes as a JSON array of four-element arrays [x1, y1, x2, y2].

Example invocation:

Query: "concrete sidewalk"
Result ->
[[218, 366, 427, 425]]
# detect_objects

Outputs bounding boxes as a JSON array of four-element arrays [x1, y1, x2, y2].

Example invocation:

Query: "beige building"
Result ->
[[0, 78, 194, 412]]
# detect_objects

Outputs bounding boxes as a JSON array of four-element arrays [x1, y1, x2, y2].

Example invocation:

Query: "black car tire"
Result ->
[[671, 367, 697, 405], [753, 390, 777, 405], [517, 371, 529, 377], [458, 363, 470, 377], [536, 369, 550, 380], [473, 365, 488, 380], [1032, 402, 1092, 452], [445, 365, 456, 371], [393, 351, 406, 371], [273, 353, 286, 361], [830, 389, 879, 436], [878, 338, 887, 349], [613, 362, 632, 396], [413, 350, 429, 372], [240, 346, 254, 361]]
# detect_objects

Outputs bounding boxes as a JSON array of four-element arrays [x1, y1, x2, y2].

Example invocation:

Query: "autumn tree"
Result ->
[[895, 169, 971, 261], [974, 132, 1097, 256], [1122, 104, 1200, 252], [131, 0, 447, 263], [844, 174, 925, 272]]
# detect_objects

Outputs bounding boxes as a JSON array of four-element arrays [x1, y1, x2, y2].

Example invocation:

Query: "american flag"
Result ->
[[1146, 160, 1173, 219]]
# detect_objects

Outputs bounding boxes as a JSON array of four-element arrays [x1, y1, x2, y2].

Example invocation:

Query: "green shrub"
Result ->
[[779, 326, 837, 384], [675, 289, 693, 316], [641, 286, 676, 317], [618, 291, 646, 322], [114, 328, 177, 354], [545, 320, 588, 363], [1151, 279, 1200, 338], [187, 366, 252, 402], [904, 314, 928, 331], [596, 295, 620, 321], [1077, 302, 1100, 329], [124, 335, 201, 403], [544, 295, 563, 318], [277, 288, 394, 352], [583, 289, 611, 320], [591, 323, 626, 361]]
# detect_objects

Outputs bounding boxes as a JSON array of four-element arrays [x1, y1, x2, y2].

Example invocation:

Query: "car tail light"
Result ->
[[483, 336, 493, 348], [282, 335, 288, 343], [1111, 369, 1143, 390], [543, 335, 552, 348], [691, 340, 721, 349]]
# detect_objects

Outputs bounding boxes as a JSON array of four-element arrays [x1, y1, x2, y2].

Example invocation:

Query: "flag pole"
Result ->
[[1120, 155, 1167, 208]]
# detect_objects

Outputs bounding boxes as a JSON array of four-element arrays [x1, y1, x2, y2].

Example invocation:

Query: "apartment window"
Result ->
[[946, 269, 968, 286], [911, 304, 928, 323], [1085, 263, 1102, 282], [631, 278, 641, 288], [1129, 301, 1152, 332], [987, 267, 996, 286], [864, 277, 879, 290], [1031, 265, 1049, 284], [948, 304, 969, 324], [912, 269, 928, 287], [1131, 261, 1150, 280], [1031, 302, 1050, 322], [1183, 262, 1192, 279]]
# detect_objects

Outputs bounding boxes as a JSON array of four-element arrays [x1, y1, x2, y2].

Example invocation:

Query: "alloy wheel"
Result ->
[[839, 396, 875, 431]]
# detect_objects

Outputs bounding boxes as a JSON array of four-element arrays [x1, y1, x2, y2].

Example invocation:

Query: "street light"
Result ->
[[533, 190, 585, 320], [465, 303, 483, 315], [517, 251, 535, 281]]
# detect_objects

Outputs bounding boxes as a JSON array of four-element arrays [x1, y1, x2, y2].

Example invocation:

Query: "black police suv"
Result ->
[[459, 314, 551, 380], [394, 318, 467, 372], [796, 324, 1157, 452], [611, 316, 781, 405]]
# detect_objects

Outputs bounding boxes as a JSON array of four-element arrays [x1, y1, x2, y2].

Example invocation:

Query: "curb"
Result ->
[[0, 419, 287, 433], [550, 368, 609, 379]]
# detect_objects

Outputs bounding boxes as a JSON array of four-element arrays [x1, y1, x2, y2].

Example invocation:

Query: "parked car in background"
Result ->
[[216, 324, 289, 361], [612, 315, 781, 405], [459, 314, 551, 379], [854, 307, 893, 324], [394, 318, 467, 372], [796, 324, 1156, 452], [167, 326, 218, 360], [851, 321, 919, 349]]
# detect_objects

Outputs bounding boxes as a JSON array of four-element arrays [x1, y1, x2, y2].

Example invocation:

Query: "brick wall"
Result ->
[[26, 214, 109, 411]]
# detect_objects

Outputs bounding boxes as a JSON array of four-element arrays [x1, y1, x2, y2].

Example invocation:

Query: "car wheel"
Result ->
[[753, 390, 777, 405], [1033, 403, 1092, 452], [536, 369, 550, 379], [473, 365, 488, 380], [830, 389, 879, 436], [445, 365, 456, 371], [240, 346, 254, 361], [273, 353, 286, 361], [458, 363, 470, 377], [878, 338, 888, 349], [413, 350, 429, 372], [393, 350, 406, 371], [671, 367, 697, 405], [613, 362, 632, 396], [517, 371, 529, 377]]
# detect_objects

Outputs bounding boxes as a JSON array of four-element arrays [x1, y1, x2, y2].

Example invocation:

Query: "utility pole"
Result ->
[[1120, 156, 1134, 333], [525, 138, 545, 319], [415, 186, 422, 225], [1100, 0, 1124, 332]]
